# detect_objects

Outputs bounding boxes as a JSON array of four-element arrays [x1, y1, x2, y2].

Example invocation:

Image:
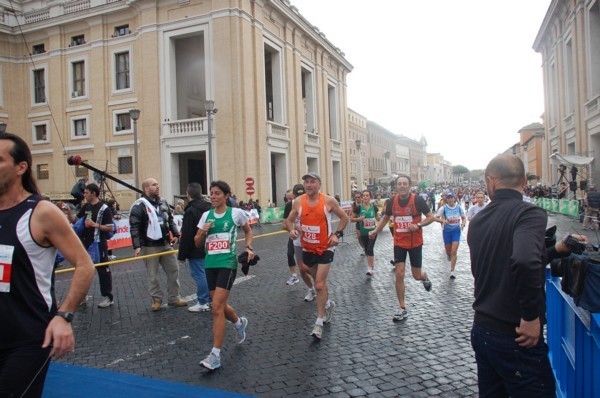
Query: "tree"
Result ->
[[452, 165, 469, 184], [452, 165, 469, 175]]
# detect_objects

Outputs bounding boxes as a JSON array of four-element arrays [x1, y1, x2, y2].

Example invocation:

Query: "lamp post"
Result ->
[[204, 100, 218, 183], [384, 151, 391, 184], [0, 122, 7, 133], [129, 109, 140, 198], [355, 139, 363, 192]]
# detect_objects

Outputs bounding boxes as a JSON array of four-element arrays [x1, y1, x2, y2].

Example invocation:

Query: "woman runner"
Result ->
[[351, 190, 380, 276], [194, 181, 254, 370]]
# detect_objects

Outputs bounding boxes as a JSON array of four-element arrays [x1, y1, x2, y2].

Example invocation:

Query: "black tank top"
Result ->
[[0, 195, 58, 349]]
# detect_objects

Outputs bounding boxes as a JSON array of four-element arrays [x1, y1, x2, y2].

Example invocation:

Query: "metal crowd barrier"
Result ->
[[545, 269, 600, 397]]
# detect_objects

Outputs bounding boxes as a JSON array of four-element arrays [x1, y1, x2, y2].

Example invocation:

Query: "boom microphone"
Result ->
[[67, 155, 83, 165]]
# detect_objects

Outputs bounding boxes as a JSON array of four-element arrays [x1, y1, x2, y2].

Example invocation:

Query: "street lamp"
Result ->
[[0, 122, 7, 133], [204, 100, 218, 183], [129, 109, 140, 198], [355, 139, 363, 191]]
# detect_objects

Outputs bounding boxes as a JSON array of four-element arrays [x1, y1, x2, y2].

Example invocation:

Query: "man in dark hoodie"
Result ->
[[178, 183, 212, 312]]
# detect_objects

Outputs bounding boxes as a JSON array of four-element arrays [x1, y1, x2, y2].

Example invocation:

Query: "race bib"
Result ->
[[448, 217, 461, 225], [206, 233, 231, 255], [0, 245, 15, 293], [394, 215, 413, 233], [301, 225, 321, 244], [363, 218, 376, 229]]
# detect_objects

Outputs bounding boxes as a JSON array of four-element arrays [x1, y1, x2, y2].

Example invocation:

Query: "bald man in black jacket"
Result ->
[[468, 154, 584, 398]]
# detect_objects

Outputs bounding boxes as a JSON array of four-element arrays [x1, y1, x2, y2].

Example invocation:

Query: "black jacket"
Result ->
[[177, 198, 212, 261], [129, 196, 179, 249], [467, 189, 564, 336]]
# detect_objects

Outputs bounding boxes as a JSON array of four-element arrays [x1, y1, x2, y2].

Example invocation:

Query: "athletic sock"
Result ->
[[211, 347, 221, 357], [325, 300, 331, 309], [315, 318, 324, 326]]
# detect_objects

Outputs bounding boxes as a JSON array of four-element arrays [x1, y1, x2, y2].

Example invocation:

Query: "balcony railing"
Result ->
[[266, 121, 289, 140], [304, 131, 319, 146], [330, 139, 342, 152], [163, 117, 207, 137], [585, 95, 600, 118], [64, 0, 91, 14]]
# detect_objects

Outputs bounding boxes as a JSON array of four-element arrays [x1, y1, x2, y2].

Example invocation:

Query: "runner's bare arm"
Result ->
[[283, 201, 300, 238], [34, 201, 93, 311], [370, 214, 391, 237], [329, 196, 350, 232], [242, 222, 255, 261], [33, 201, 93, 358]]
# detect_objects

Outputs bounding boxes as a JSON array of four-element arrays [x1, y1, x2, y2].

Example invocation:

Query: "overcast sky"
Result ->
[[290, 0, 552, 171]]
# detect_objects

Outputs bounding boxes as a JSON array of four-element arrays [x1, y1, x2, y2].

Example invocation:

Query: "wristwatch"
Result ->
[[55, 311, 74, 323], [334, 231, 344, 238]]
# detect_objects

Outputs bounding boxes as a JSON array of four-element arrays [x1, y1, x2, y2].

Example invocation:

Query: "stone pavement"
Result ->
[[52, 211, 586, 397]]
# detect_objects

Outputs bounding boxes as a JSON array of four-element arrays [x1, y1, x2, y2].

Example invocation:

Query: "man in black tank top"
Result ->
[[0, 133, 94, 398]]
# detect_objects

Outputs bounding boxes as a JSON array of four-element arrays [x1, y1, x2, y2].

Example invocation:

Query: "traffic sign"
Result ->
[[246, 186, 255, 195], [245, 177, 255, 186]]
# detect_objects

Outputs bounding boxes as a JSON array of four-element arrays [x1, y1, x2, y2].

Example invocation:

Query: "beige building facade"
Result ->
[[0, 0, 352, 207], [426, 153, 452, 184], [518, 122, 546, 185], [366, 121, 398, 187], [534, 0, 600, 188], [348, 108, 368, 193]]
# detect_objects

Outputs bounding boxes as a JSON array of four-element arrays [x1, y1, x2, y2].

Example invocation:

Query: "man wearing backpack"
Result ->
[[63, 183, 115, 308]]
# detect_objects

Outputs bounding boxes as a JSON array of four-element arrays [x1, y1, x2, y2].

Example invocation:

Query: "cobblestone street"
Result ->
[[52, 212, 583, 397]]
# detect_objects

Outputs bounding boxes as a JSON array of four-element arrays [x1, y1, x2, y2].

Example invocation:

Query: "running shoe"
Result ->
[[423, 276, 432, 292], [393, 308, 408, 322], [199, 352, 221, 370], [366, 267, 374, 276], [97, 297, 113, 308], [188, 303, 211, 312], [450, 271, 456, 279], [304, 289, 316, 302], [286, 275, 300, 286], [324, 301, 336, 323], [235, 317, 248, 344], [311, 324, 323, 339]]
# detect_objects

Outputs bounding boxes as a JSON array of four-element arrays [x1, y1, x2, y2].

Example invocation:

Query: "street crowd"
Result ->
[[0, 130, 589, 398]]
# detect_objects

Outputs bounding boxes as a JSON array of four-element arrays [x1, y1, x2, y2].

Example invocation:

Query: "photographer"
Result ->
[[468, 154, 587, 397]]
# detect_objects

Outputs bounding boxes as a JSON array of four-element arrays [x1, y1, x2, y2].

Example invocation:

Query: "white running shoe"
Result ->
[[235, 317, 248, 344], [97, 297, 113, 308], [286, 275, 300, 286], [311, 324, 323, 339], [324, 301, 336, 323], [188, 303, 211, 312], [304, 289, 316, 302], [199, 352, 221, 370]]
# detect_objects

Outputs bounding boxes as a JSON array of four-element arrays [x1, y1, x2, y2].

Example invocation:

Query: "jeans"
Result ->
[[471, 322, 555, 398], [188, 257, 211, 305]]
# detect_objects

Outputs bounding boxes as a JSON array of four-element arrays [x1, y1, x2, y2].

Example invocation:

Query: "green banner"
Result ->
[[535, 198, 579, 217], [260, 206, 284, 223]]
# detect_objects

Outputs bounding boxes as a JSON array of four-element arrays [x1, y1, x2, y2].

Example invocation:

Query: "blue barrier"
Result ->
[[546, 269, 600, 397]]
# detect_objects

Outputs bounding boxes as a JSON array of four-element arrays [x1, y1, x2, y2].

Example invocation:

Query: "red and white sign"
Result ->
[[245, 177, 255, 186], [246, 186, 255, 195]]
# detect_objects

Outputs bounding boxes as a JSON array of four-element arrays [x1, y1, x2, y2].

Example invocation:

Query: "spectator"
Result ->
[[174, 199, 185, 215], [178, 183, 212, 312]]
